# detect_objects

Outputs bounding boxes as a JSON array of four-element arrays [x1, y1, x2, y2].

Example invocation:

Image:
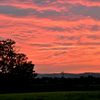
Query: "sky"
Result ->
[[0, 0, 100, 74]]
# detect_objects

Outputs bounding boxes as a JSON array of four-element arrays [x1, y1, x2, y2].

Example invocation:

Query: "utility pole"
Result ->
[[61, 71, 64, 78]]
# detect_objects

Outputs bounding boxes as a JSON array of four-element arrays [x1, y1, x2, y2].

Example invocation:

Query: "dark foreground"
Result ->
[[1, 76, 100, 93], [0, 91, 100, 100]]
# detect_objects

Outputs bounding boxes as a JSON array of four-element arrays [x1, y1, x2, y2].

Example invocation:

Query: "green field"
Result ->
[[0, 91, 100, 100]]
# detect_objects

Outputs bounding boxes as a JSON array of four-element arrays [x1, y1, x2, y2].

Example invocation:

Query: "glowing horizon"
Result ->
[[0, 0, 100, 73]]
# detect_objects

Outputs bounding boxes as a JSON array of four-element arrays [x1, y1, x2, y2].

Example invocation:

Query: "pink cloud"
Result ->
[[0, 0, 100, 73]]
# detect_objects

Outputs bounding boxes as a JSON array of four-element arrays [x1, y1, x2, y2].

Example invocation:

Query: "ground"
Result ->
[[0, 91, 100, 100]]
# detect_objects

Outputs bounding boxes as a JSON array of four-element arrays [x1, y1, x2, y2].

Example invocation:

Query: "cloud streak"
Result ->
[[0, 0, 100, 73]]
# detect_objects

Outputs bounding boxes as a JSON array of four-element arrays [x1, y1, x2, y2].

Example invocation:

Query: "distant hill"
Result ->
[[36, 72, 100, 78]]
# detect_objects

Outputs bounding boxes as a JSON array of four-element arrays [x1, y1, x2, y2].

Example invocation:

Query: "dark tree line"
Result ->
[[0, 39, 37, 93], [32, 76, 100, 92]]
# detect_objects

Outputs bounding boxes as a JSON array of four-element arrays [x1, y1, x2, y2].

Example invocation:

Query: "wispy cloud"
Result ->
[[0, 0, 100, 73]]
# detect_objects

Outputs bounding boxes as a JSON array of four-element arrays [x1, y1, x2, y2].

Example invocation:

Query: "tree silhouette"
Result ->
[[0, 39, 37, 82]]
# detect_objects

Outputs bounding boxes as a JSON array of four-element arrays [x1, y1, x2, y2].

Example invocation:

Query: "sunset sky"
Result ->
[[0, 0, 100, 73]]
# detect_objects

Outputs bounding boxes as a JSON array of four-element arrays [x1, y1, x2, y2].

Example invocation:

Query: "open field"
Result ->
[[0, 91, 100, 100]]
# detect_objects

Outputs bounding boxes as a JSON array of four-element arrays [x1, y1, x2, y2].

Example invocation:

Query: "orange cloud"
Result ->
[[0, 0, 100, 73]]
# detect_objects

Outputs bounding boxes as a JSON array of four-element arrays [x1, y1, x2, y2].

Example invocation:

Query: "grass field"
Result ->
[[0, 91, 100, 100]]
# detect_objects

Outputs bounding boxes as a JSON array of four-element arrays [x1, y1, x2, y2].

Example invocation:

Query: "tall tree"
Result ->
[[0, 39, 37, 79]]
